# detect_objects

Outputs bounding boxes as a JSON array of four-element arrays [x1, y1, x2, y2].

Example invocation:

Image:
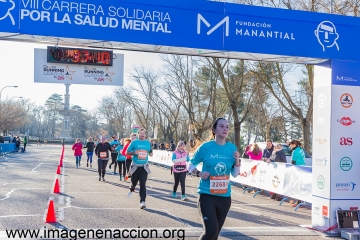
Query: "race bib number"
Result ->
[[210, 176, 230, 194], [100, 152, 107, 158], [138, 150, 148, 160]]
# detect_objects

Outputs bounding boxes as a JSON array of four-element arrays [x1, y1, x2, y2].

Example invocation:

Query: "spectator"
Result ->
[[189, 139, 195, 148], [268, 144, 287, 163], [262, 139, 274, 161], [268, 144, 286, 201], [165, 142, 170, 150], [23, 136, 27, 151], [159, 143, 166, 150], [242, 145, 250, 159], [246, 143, 262, 160], [15, 137, 21, 150], [0, 135, 4, 143], [152, 140, 158, 150], [169, 141, 176, 151], [289, 140, 306, 207]]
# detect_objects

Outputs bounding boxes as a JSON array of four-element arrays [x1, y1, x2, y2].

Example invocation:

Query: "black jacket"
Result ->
[[95, 142, 112, 159], [84, 142, 95, 152], [271, 150, 287, 163]]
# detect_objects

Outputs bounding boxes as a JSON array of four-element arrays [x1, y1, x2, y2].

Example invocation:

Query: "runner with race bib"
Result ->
[[125, 129, 153, 209], [188, 118, 240, 240], [94, 136, 112, 182]]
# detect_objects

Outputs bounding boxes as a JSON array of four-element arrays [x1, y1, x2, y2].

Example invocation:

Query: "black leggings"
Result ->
[[125, 160, 132, 174], [130, 167, 148, 203], [97, 159, 109, 177], [173, 172, 186, 195], [110, 153, 118, 171], [198, 194, 231, 240], [118, 161, 126, 177]]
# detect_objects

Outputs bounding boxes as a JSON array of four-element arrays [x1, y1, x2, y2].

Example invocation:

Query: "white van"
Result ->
[[254, 142, 312, 166]]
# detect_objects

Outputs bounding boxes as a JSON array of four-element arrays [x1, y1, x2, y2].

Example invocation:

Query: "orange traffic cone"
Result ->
[[53, 179, 60, 194], [45, 199, 57, 223], [56, 165, 61, 174], [59, 158, 63, 168]]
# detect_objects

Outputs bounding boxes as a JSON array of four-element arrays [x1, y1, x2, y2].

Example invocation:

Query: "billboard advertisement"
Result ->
[[34, 48, 124, 86]]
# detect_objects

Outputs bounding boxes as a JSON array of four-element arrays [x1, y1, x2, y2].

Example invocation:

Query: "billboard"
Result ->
[[47, 47, 113, 66], [34, 48, 123, 86]]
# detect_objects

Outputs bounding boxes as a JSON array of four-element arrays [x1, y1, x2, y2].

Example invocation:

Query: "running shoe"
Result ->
[[102, 177, 105, 181], [125, 175, 129, 181], [87, 162, 89, 167], [140, 201, 146, 209], [109, 164, 112, 169], [90, 164, 92, 168], [181, 195, 186, 201], [172, 192, 177, 198], [99, 176, 101, 181], [120, 176, 123, 181], [127, 190, 132, 198], [113, 171, 116, 175]]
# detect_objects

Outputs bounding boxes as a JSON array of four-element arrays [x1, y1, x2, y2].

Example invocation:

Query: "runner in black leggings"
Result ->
[[188, 118, 240, 240], [95, 136, 112, 181]]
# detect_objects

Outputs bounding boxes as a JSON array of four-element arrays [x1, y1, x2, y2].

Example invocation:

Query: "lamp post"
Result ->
[[0, 86, 18, 100]]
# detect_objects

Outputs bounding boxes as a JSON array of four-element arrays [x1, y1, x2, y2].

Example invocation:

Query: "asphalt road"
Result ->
[[0, 144, 341, 239]]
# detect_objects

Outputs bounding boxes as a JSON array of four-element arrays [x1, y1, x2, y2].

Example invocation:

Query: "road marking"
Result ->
[[0, 214, 42, 218], [31, 162, 43, 172], [0, 189, 16, 201], [231, 206, 262, 216]]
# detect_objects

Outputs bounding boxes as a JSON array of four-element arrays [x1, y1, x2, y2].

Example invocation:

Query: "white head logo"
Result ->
[[214, 162, 227, 176], [314, 21, 339, 52], [0, 0, 15, 25]]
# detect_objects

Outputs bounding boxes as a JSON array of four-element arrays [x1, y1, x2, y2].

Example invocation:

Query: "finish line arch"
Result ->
[[1, 0, 359, 232]]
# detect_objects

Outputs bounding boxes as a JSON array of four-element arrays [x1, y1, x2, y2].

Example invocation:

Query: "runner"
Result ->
[[44, 138, 48, 146], [171, 140, 190, 200], [122, 134, 137, 181], [94, 136, 112, 181], [116, 138, 127, 181], [188, 118, 240, 240], [126, 129, 153, 209], [71, 138, 83, 168], [109, 135, 120, 174], [83, 137, 96, 168]]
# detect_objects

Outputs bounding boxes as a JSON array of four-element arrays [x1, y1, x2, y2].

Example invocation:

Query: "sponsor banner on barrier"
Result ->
[[148, 150, 174, 167], [149, 151, 312, 202], [34, 48, 124, 86], [282, 165, 312, 203]]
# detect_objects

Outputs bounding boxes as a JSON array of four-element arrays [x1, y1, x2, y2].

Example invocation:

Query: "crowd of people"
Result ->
[[0, 135, 27, 152], [241, 138, 306, 206], [70, 120, 307, 240]]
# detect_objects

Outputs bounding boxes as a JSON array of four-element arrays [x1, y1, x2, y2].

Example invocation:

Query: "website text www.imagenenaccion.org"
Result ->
[[5, 227, 185, 239]]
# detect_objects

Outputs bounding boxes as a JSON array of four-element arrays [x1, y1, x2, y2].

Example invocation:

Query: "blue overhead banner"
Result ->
[[1, 0, 360, 61]]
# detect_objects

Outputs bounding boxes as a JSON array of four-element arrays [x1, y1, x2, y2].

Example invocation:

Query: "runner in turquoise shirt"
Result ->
[[190, 140, 237, 197], [126, 139, 152, 165], [188, 118, 240, 240], [126, 129, 153, 210]]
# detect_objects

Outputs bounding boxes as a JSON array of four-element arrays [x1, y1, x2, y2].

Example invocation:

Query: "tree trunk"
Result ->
[[232, 105, 241, 150], [301, 118, 311, 153]]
